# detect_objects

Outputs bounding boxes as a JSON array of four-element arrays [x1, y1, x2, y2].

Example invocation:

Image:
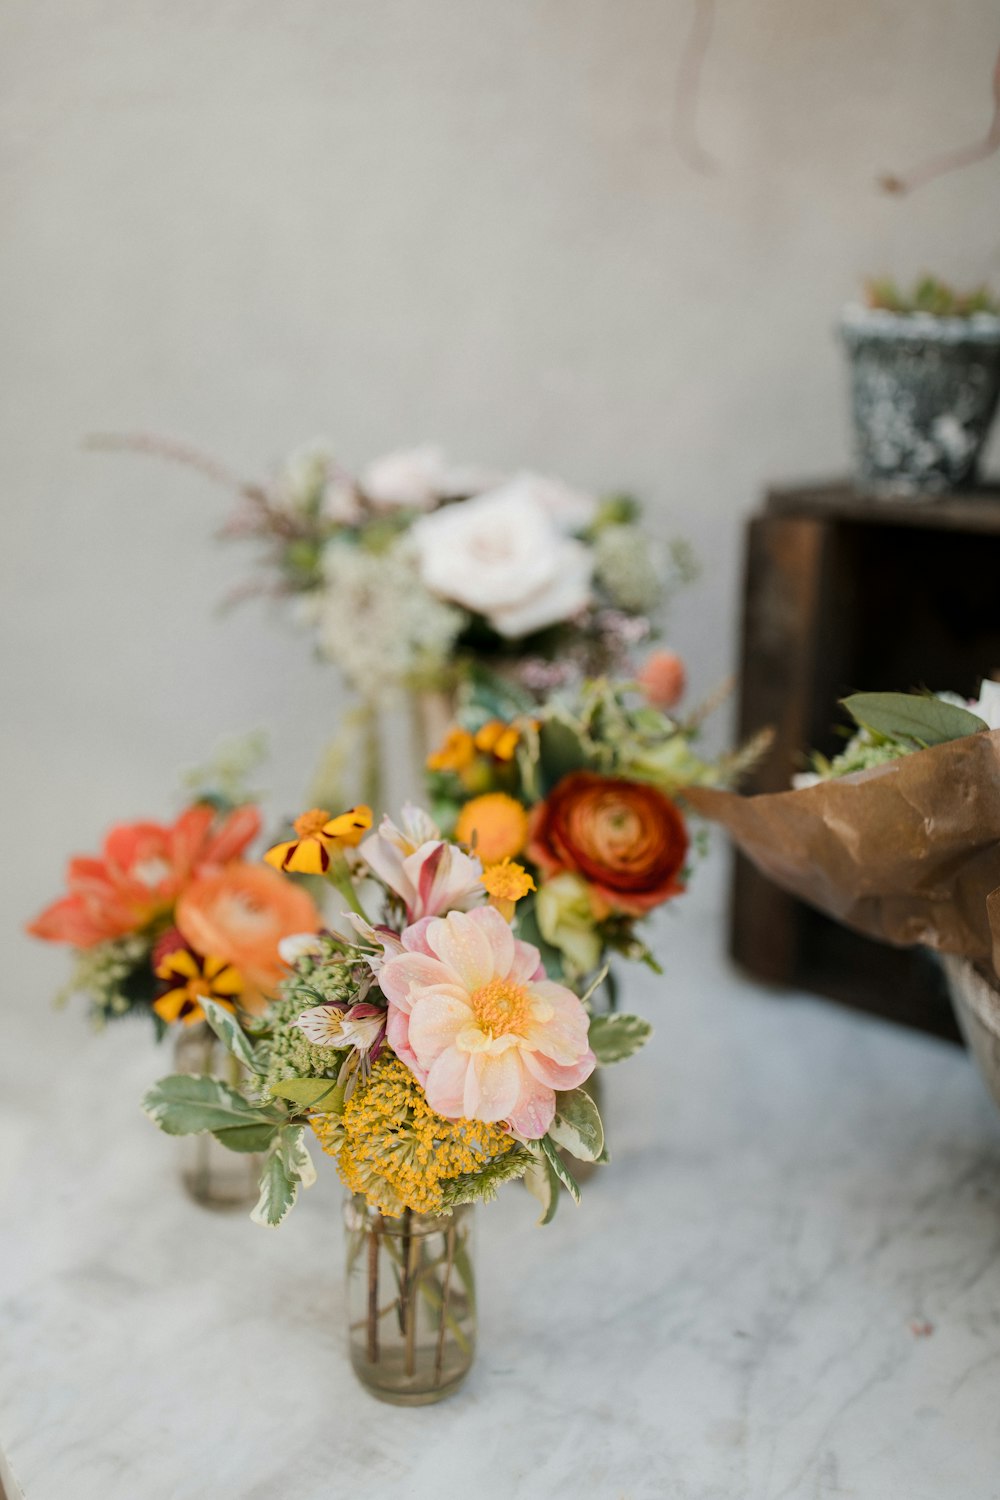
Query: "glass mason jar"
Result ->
[[344, 1196, 476, 1405], [172, 1023, 262, 1210]]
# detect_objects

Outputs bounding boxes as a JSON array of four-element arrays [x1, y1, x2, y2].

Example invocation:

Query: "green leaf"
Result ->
[[538, 717, 591, 792], [249, 1125, 315, 1228], [251, 1140, 299, 1228], [587, 1012, 653, 1065], [279, 1124, 317, 1189], [523, 1150, 560, 1225], [211, 1122, 279, 1154], [267, 1077, 345, 1110], [841, 692, 987, 748], [200, 998, 262, 1076], [548, 1088, 605, 1163], [142, 1074, 279, 1137], [539, 1135, 581, 1205]]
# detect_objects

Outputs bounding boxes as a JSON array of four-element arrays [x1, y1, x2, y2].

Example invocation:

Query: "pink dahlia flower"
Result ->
[[378, 906, 596, 1139]]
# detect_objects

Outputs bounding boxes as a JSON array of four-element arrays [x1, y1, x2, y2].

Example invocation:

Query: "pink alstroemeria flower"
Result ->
[[360, 805, 485, 922], [379, 906, 596, 1140]]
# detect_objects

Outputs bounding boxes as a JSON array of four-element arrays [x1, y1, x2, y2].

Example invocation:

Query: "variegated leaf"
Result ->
[[200, 998, 262, 1076], [587, 1012, 653, 1065], [142, 1074, 276, 1137], [548, 1087, 605, 1162], [539, 1135, 581, 1206]]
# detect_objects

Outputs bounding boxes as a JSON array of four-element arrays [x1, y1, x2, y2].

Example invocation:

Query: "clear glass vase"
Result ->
[[172, 1024, 261, 1210], [344, 1196, 476, 1405]]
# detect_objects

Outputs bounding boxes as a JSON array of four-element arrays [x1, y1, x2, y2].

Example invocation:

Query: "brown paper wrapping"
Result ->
[[685, 729, 1000, 979]]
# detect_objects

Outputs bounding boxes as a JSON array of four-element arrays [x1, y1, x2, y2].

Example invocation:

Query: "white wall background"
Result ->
[[3, 0, 999, 1032]]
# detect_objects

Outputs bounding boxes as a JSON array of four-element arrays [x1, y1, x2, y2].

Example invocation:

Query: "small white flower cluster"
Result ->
[[316, 539, 463, 693], [594, 524, 665, 615]]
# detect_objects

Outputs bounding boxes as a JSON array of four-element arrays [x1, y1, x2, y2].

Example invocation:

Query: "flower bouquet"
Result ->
[[685, 685, 1000, 1110], [27, 767, 321, 1206], [425, 677, 765, 985], [92, 434, 695, 805], [142, 800, 654, 1403]]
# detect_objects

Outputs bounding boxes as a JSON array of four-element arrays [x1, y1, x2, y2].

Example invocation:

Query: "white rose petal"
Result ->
[[488, 537, 593, 637], [511, 471, 599, 532]]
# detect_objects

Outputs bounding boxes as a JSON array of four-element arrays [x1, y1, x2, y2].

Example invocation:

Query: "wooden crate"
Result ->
[[731, 481, 1000, 1041]]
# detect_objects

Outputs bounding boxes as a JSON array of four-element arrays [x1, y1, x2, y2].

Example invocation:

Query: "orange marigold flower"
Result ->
[[426, 727, 476, 774], [152, 945, 244, 1028], [455, 793, 529, 865], [474, 719, 523, 762], [480, 857, 536, 921], [264, 805, 372, 876]]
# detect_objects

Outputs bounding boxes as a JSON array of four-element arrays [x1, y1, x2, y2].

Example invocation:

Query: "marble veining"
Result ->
[[2, 863, 1000, 1499]]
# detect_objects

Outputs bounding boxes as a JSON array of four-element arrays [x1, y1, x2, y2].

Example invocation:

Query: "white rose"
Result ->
[[360, 445, 499, 511], [411, 479, 594, 638]]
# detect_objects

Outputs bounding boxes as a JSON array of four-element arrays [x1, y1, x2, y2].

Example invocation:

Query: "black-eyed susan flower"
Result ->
[[152, 945, 244, 1027], [264, 805, 372, 876]]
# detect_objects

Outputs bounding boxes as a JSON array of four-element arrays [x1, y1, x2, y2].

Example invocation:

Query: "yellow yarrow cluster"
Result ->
[[310, 1053, 516, 1217]]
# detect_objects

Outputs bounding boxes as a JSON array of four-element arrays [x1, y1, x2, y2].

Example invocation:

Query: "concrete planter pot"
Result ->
[[840, 305, 1000, 498]]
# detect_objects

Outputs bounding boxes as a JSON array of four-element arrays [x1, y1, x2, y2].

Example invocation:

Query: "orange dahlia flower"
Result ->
[[26, 803, 262, 949], [528, 772, 688, 917], [175, 863, 320, 1014]]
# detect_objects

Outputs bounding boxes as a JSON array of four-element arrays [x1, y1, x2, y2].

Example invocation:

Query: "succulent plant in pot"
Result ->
[[840, 276, 1000, 498]]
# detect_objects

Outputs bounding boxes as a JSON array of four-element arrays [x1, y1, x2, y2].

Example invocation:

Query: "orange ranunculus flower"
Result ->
[[528, 772, 689, 917], [175, 863, 320, 1014], [26, 803, 262, 949]]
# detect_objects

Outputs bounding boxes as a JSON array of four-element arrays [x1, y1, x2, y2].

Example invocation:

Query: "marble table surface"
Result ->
[[3, 865, 1000, 1500]]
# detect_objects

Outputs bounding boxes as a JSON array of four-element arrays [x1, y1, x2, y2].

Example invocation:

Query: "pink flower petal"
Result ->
[[522, 981, 592, 1063], [464, 1050, 522, 1122], [408, 992, 474, 1068], [509, 936, 544, 985], [427, 909, 496, 991], [521, 1046, 596, 1092], [379, 952, 453, 1009], [386, 1006, 423, 1081], [424, 1046, 470, 1118], [506, 1065, 558, 1139]]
